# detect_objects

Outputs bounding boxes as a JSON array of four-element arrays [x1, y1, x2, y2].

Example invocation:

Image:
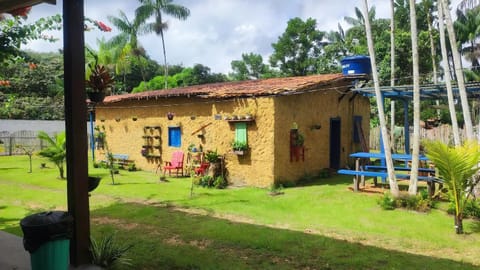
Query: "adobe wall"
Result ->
[[95, 96, 276, 187], [272, 87, 370, 184]]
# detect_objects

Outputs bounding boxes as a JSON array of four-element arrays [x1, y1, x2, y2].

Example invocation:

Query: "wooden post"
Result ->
[[353, 158, 360, 192], [64, 0, 91, 266]]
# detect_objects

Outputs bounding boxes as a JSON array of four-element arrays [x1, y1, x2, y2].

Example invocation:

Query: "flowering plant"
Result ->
[[84, 18, 112, 32]]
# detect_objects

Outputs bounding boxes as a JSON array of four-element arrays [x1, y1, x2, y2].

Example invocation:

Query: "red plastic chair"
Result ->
[[163, 151, 184, 177], [194, 162, 210, 176]]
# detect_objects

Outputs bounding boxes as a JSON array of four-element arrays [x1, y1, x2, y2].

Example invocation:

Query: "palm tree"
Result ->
[[107, 10, 148, 87], [390, 0, 396, 148], [425, 140, 480, 234], [363, 0, 399, 197], [136, 0, 190, 89], [345, 6, 376, 27], [458, 0, 480, 12], [38, 131, 66, 179], [438, 0, 461, 146], [441, 0, 475, 141], [408, 0, 421, 195], [454, 7, 480, 71], [423, 0, 438, 83]]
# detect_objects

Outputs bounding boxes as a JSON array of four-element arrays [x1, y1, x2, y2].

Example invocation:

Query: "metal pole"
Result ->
[[89, 109, 95, 162], [403, 99, 410, 154]]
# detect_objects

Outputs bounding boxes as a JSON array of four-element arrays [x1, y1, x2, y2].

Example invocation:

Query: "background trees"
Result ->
[[230, 53, 271, 81], [269, 17, 325, 76]]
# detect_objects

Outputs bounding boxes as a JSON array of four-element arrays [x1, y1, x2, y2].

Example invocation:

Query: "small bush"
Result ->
[[465, 200, 480, 219], [378, 192, 396, 210], [378, 192, 434, 212], [214, 176, 227, 189], [198, 175, 213, 187], [90, 234, 133, 269], [197, 175, 228, 189], [127, 163, 137, 171], [451, 199, 480, 219]]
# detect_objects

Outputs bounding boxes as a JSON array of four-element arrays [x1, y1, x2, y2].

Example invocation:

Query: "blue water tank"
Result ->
[[341, 55, 371, 76]]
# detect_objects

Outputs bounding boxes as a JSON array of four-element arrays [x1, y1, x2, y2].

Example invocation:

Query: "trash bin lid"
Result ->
[[20, 211, 73, 253]]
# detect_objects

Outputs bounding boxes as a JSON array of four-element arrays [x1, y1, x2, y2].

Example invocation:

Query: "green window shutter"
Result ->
[[235, 123, 247, 144]]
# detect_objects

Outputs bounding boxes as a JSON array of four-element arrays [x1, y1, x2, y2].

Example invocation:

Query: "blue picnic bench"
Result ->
[[338, 152, 443, 195], [111, 154, 133, 168]]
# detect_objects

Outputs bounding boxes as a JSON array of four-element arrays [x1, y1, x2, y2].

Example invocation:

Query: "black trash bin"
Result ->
[[20, 211, 73, 270]]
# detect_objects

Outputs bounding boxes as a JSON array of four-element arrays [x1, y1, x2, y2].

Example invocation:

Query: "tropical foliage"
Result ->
[[37, 131, 66, 179], [425, 140, 480, 234], [136, 0, 190, 88]]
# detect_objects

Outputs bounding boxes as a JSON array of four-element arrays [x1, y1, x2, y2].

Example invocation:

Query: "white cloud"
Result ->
[[22, 0, 465, 74]]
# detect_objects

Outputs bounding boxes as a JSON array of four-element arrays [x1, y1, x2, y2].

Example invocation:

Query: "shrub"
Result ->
[[198, 175, 214, 188], [449, 199, 480, 219], [464, 200, 480, 219], [378, 192, 396, 210], [378, 192, 434, 212], [214, 176, 227, 189], [127, 163, 137, 172], [205, 150, 220, 163], [90, 234, 133, 269], [197, 175, 228, 189]]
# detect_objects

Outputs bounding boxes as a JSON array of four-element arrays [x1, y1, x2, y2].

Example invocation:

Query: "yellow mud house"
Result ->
[[94, 73, 370, 187]]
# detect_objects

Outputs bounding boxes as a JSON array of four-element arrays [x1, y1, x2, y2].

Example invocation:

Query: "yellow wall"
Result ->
[[272, 89, 370, 184], [95, 88, 369, 188], [95, 97, 276, 187]]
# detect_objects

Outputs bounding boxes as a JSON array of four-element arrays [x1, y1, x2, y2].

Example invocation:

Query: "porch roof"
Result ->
[[352, 82, 480, 100], [0, 0, 54, 12]]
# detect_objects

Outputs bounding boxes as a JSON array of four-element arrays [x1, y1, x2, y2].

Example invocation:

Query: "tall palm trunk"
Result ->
[[363, 0, 399, 197], [160, 29, 169, 89], [438, 0, 461, 146], [441, 0, 474, 140], [426, 2, 438, 84], [408, 0, 421, 195], [390, 0, 396, 150]]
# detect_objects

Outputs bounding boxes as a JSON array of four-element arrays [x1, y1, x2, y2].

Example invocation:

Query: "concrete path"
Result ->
[[0, 231, 102, 270], [0, 230, 30, 270]]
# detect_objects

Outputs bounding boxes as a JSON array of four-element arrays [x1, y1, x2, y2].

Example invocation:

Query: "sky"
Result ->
[[24, 0, 463, 74]]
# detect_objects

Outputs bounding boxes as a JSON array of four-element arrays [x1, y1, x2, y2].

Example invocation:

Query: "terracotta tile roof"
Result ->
[[103, 73, 355, 104]]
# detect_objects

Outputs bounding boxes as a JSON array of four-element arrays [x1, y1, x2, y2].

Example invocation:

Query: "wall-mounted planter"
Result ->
[[233, 149, 247, 155]]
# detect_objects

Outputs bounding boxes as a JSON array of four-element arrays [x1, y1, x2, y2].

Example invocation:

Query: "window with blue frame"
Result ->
[[168, 127, 181, 147]]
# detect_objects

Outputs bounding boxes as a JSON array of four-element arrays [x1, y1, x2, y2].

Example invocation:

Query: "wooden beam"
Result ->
[[63, 0, 90, 266], [0, 0, 55, 12]]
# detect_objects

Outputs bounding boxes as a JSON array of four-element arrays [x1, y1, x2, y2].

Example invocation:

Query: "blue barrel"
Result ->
[[341, 56, 371, 76]]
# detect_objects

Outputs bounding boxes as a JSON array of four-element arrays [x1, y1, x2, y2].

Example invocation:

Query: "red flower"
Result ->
[[95, 21, 112, 32], [28, 63, 37, 70]]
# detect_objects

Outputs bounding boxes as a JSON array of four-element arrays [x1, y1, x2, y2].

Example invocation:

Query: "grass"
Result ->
[[1, 155, 479, 269]]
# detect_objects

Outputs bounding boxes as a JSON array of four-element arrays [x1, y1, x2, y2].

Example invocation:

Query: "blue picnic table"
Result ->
[[338, 152, 441, 194], [349, 152, 429, 161]]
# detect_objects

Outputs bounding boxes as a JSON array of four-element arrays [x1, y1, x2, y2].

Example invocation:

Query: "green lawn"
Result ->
[[1, 155, 479, 269]]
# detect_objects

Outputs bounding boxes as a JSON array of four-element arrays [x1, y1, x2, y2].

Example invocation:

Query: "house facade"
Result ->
[[94, 74, 370, 187]]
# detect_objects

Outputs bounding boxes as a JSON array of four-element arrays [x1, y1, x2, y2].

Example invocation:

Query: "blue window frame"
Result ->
[[168, 127, 181, 147]]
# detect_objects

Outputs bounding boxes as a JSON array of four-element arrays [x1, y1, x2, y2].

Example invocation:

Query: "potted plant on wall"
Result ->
[[85, 49, 114, 103], [231, 141, 248, 155], [293, 132, 304, 147]]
